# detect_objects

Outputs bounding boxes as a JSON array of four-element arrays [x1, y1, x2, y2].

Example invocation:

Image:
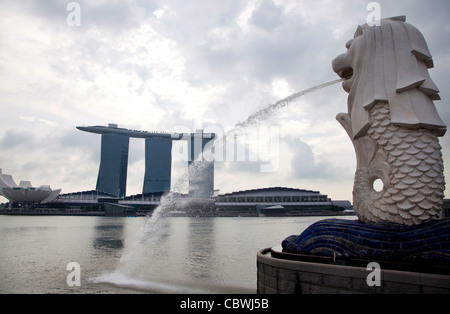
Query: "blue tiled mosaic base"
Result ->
[[282, 219, 450, 264]]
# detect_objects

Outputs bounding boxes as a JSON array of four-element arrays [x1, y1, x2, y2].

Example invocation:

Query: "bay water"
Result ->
[[0, 215, 340, 294]]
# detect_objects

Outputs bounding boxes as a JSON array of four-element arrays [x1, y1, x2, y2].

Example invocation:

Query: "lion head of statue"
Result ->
[[332, 16, 446, 139]]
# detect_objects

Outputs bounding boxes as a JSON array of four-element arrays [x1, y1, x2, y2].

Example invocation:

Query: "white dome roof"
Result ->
[[0, 168, 61, 204]]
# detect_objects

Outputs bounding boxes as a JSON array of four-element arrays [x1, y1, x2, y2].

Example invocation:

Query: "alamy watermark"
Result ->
[[67, 2, 81, 27], [367, 2, 381, 26], [366, 262, 381, 287], [66, 1, 381, 28], [66, 262, 81, 287], [170, 124, 280, 173]]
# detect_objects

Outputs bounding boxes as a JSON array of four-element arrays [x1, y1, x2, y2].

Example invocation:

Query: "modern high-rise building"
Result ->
[[77, 124, 215, 199], [143, 137, 173, 194], [186, 130, 215, 199], [96, 133, 129, 198]]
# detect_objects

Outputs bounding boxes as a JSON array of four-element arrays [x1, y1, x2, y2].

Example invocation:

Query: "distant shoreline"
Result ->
[[0, 210, 106, 217], [0, 209, 356, 218]]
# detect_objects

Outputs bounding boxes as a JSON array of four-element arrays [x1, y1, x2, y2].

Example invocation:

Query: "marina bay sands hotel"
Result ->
[[77, 124, 215, 199]]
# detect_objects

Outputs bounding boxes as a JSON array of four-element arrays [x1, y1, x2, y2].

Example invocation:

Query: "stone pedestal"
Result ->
[[257, 248, 450, 294]]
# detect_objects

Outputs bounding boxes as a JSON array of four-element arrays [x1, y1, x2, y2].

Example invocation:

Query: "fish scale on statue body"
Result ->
[[361, 103, 445, 225]]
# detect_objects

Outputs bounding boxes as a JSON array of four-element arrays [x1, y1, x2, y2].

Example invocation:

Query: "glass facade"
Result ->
[[215, 188, 330, 203], [188, 132, 214, 199], [143, 137, 173, 194], [96, 134, 129, 198]]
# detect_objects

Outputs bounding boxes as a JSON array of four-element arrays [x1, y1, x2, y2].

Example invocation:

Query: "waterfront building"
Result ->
[[15, 185, 356, 218], [186, 130, 215, 199], [77, 124, 215, 199], [51, 190, 118, 203], [96, 132, 129, 198], [0, 168, 61, 205], [215, 187, 349, 216], [143, 137, 173, 194]]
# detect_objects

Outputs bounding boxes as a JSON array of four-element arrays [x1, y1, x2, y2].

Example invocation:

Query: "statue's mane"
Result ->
[[349, 16, 446, 139]]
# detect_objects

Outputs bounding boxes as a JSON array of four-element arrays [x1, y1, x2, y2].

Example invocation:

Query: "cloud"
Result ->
[[0, 0, 449, 202], [250, 0, 283, 32], [0, 130, 34, 149], [19, 116, 58, 127], [289, 139, 342, 180]]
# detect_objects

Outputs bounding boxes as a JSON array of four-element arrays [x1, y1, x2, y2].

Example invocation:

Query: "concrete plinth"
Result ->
[[257, 248, 450, 294]]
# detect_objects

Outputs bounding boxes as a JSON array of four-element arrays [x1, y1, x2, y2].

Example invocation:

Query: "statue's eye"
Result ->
[[355, 25, 363, 37]]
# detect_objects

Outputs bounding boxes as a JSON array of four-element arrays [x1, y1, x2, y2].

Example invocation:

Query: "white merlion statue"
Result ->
[[332, 16, 447, 225]]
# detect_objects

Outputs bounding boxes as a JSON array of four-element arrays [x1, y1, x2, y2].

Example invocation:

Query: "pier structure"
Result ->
[[77, 124, 215, 198]]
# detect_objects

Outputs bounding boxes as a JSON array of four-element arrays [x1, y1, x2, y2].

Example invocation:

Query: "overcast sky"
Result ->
[[0, 0, 449, 203]]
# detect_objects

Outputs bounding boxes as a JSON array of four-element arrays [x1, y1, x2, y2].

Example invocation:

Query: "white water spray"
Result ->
[[229, 78, 344, 137]]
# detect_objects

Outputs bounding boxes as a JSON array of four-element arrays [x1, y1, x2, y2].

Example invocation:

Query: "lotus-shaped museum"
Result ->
[[0, 169, 61, 204]]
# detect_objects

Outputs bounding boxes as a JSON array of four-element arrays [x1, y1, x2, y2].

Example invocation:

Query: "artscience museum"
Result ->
[[0, 168, 61, 205]]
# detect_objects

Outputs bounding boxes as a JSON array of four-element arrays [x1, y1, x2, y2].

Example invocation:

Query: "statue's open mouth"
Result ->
[[339, 67, 353, 80]]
